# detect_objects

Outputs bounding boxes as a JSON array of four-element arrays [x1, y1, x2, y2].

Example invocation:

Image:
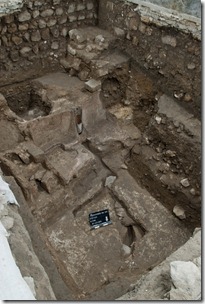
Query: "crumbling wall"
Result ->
[[126, 0, 201, 18], [0, 0, 98, 86], [98, 0, 201, 118]]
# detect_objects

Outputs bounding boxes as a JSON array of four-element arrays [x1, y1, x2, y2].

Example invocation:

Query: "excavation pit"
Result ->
[[3, 84, 52, 120], [0, 3, 201, 299]]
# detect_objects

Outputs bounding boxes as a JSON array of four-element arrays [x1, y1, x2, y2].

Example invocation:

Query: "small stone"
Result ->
[[41, 28, 50, 40], [121, 164, 128, 170], [18, 151, 30, 164], [85, 79, 101, 92], [31, 30, 41, 42], [9, 51, 19, 62], [67, 44, 76, 56], [165, 150, 176, 157], [174, 91, 184, 100], [77, 3, 85, 11], [38, 19, 46, 29], [139, 22, 146, 34], [87, 2, 94, 10], [57, 15, 67, 25], [114, 27, 125, 37], [68, 4, 75, 13], [19, 24, 29, 31], [190, 188, 196, 196], [173, 205, 186, 220], [41, 9, 54, 17], [20, 47, 32, 56], [122, 244, 132, 257], [184, 93, 192, 102], [78, 69, 90, 81], [18, 11, 31, 22], [53, 0, 61, 4], [51, 41, 59, 50], [173, 120, 180, 128], [33, 10, 40, 18], [161, 35, 177, 47], [4, 15, 14, 24], [95, 35, 105, 44], [69, 29, 86, 43], [56, 8, 63, 16], [78, 15, 86, 21], [105, 176, 117, 187], [47, 19, 57, 27], [68, 15, 77, 22], [187, 63, 196, 70], [12, 36, 23, 46], [61, 28, 68, 37], [180, 178, 190, 188], [155, 115, 162, 124]]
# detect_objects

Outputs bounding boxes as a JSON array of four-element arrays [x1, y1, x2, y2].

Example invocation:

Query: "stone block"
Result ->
[[38, 19, 46, 29], [4, 15, 14, 24], [27, 111, 76, 149], [12, 36, 23, 46], [85, 79, 101, 92], [31, 30, 41, 42], [18, 23, 29, 31], [87, 2, 94, 10], [40, 9, 54, 17], [68, 4, 75, 14], [26, 142, 45, 163], [77, 3, 85, 11], [18, 11, 31, 22], [47, 19, 57, 27], [41, 171, 58, 194], [55, 8, 63, 16]]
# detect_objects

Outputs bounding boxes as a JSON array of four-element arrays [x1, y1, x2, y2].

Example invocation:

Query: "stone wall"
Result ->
[[0, 0, 97, 86], [98, 0, 201, 118]]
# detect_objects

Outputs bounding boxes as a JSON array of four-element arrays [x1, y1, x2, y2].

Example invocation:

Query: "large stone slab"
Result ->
[[45, 144, 95, 185]]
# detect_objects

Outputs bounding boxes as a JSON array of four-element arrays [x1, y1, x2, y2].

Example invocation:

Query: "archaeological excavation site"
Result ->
[[0, 0, 201, 301]]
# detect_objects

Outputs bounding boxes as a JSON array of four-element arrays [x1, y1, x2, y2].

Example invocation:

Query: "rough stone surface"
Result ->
[[173, 205, 186, 220], [169, 260, 201, 300], [85, 79, 101, 92]]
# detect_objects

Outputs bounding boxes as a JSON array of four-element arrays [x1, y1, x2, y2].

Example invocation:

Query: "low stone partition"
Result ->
[[0, 0, 98, 86], [98, 0, 201, 118]]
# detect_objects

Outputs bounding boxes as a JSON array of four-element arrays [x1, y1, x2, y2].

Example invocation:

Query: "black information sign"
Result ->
[[89, 209, 112, 229]]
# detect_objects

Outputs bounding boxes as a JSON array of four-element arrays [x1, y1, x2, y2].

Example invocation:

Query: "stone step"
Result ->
[[44, 144, 95, 186], [90, 50, 130, 79]]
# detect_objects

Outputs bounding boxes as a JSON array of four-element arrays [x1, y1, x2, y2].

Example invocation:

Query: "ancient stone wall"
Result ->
[[0, 0, 98, 86], [98, 0, 201, 118]]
